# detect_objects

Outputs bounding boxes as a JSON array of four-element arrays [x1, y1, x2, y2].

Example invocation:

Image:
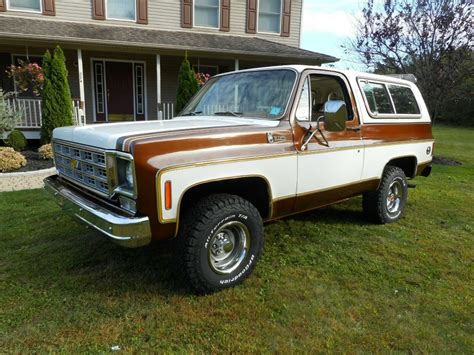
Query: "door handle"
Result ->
[[347, 126, 361, 132]]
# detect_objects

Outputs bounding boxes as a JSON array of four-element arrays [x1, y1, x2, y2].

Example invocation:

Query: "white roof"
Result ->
[[224, 64, 416, 87]]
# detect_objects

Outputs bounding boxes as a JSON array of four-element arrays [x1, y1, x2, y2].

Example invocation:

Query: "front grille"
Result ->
[[53, 141, 109, 195]]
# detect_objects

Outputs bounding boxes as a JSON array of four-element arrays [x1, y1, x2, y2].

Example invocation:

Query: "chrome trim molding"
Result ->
[[44, 175, 151, 248]]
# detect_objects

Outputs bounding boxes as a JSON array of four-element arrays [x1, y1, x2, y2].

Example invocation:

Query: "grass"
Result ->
[[0, 125, 473, 352]]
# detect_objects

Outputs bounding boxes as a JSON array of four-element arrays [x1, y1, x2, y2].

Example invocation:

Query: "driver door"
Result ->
[[293, 71, 366, 212]]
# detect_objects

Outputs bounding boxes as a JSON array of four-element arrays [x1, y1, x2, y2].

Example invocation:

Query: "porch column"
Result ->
[[77, 49, 86, 124], [156, 54, 162, 120], [234, 59, 239, 71]]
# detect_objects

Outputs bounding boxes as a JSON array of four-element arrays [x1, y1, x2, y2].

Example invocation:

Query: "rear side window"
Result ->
[[387, 85, 420, 114], [359, 79, 421, 117], [360, 82, 394, 114]]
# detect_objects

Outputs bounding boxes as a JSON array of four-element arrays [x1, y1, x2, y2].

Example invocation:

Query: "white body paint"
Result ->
[[297, 147, 364, 194], [53, 116, 280, 150], [159, 155, 298, 222]]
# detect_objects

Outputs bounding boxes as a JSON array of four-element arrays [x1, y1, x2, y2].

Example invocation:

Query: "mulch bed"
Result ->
[[433, 155, 462, 166], [5, 150, 54, 173]]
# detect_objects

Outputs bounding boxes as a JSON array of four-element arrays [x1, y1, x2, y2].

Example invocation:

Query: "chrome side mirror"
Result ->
[[323, 100, 347, 132]]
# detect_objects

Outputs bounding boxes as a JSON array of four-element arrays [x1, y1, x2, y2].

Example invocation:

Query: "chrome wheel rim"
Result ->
[[208, 221, 250, 275], [386, 178, 404, 215]]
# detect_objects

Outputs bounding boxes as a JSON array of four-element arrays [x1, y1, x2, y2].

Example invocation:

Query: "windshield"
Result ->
[[180, 69, 297, 119]]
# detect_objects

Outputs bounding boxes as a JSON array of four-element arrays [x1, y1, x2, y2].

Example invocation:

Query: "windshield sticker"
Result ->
[[270, 106, 283, 116]]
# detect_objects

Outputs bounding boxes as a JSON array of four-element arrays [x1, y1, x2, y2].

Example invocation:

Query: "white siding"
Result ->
[[2, 0, 302, 48]]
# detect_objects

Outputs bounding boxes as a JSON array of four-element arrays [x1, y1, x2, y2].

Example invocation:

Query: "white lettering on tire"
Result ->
[[219, 254, 255, 285]]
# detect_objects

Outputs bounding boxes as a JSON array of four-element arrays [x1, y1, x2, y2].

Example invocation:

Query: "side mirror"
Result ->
[[323, 100, 347, 132]]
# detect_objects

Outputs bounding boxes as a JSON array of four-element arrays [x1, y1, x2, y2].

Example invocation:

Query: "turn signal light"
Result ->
[[165, 180, 172, 210]]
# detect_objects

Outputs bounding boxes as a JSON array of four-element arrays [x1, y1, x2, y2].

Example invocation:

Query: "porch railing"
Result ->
[[158, 102, 175, 120], [7, 98, 84, 129], [157, 103, 236, 120]]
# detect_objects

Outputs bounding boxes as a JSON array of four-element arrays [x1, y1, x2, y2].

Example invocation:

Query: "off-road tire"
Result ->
[[180, 194, 264, 294], [363, 166, 408, 224]]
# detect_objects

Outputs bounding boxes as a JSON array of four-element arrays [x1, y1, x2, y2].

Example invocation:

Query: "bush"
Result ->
[[5, 129, 27, 151], [176, 53, 200, 113], [38, 143, 53, 160], [40, 46, 73, 144], [0, 89, 21, 136], [0, 147, 26, 172]]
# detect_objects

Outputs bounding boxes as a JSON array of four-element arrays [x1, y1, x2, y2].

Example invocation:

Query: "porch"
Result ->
[[1, 48, 290, 137]]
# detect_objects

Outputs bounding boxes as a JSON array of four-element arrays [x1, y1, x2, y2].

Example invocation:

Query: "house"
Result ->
[[0, 0, 337, 139]]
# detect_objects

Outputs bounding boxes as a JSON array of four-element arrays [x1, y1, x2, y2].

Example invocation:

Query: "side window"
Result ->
[[107, 0, 136, 21], [8, 0, 41, 12], [258, 0, 282, 33], [387, 85, 420, 114], [360, 81, 394, 114], [195, 0, 219, 28], [309, 74, 353, 121], [295, 77, 310, 121]]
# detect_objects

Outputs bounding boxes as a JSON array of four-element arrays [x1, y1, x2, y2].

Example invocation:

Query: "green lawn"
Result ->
[[0, 126, 473, 352]]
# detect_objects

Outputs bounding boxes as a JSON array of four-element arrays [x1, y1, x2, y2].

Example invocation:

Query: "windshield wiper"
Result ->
[[213, 111, 243, 117], [181, 111, 203, 116]]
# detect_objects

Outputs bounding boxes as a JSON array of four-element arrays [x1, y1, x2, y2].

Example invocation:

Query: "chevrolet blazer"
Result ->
[[44, 65, 434, 293]]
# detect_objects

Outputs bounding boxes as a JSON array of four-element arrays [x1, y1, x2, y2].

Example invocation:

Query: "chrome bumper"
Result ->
[[44, 175, 152, 248]]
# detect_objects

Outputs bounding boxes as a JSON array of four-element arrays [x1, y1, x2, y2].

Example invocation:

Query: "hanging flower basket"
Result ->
[[195, 72, 211, 87], [7, 60, 44, 96]]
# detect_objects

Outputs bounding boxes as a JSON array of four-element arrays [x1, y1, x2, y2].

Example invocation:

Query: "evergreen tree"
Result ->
[[41, 46, 73, 143], [176, 53, 199, 113]]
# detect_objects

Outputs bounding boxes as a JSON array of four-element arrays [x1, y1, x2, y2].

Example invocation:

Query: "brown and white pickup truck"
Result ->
[[45, 65, 434, 293]]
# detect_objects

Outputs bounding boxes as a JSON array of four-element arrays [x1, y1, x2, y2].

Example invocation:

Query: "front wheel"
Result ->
[[180, 194, 264, 294], [363, 166, 408, 224]]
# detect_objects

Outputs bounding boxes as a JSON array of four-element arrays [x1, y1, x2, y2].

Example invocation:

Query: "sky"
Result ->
[[300, 0, 366, 69]]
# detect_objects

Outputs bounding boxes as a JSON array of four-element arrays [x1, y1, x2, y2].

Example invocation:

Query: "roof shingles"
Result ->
[[0, 16, 338, 63]]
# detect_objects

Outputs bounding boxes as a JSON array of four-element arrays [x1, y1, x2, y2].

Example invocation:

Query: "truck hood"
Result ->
[[53, 116, 280, 150]]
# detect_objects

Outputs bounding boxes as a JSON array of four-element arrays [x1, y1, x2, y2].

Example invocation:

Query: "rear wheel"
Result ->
[[363, 166, 408, 224], [180, 194, 264, 294]]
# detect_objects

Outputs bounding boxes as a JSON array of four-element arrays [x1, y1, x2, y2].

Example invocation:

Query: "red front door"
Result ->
[[106, 62, 135, 121]]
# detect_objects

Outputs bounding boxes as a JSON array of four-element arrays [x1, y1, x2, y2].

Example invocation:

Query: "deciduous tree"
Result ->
[[348, 0, 473, 122]]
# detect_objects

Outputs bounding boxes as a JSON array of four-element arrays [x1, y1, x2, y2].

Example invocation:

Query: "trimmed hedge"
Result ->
[[5, 129, 27, 151]]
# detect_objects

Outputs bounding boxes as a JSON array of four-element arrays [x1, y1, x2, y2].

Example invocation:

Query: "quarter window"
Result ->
[[387, 85, 420, 114], [258, 0, 281, 33], [107, 0, 136, 21], [360, 81, 394, 115], [195, 0, 219, 28], [8, 0, 41, 11]]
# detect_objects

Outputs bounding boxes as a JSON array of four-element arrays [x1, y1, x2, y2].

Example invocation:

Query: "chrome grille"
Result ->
[[53, 141, 109, 195]]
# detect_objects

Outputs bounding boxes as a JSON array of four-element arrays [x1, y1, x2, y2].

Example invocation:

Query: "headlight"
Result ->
[[116, 157, 135, 192]]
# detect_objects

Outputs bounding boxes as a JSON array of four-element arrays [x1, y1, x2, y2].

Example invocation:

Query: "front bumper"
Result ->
[[44, 175, 152, 248]]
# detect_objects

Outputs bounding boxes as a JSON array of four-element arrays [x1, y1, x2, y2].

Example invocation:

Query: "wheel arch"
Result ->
[[384, 155, 418, 179], [176, 175, 273, 233]]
